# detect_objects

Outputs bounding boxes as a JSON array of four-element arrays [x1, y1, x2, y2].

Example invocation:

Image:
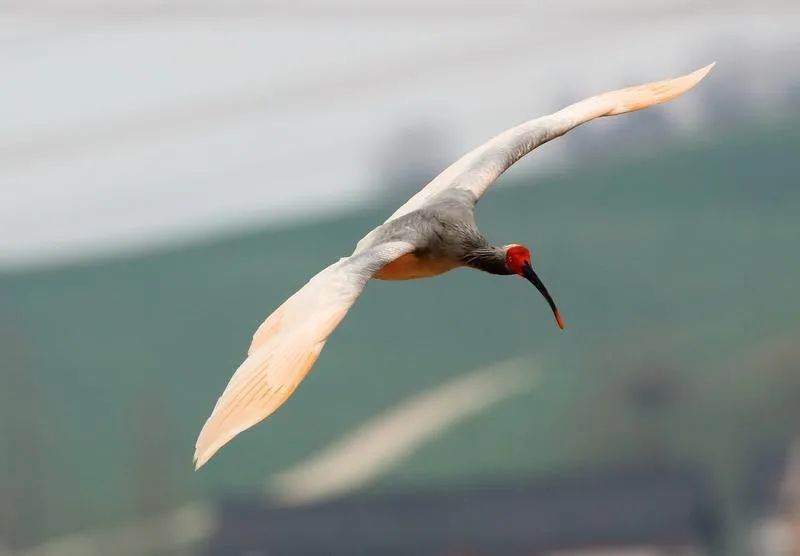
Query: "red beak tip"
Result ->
[[555, 312, 565, 330]]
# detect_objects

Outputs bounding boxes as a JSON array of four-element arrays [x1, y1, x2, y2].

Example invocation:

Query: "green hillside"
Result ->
[[1, 114, 799, 550]]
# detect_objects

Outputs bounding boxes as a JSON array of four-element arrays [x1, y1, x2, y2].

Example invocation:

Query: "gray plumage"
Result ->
[[355, 188, 510, 276]]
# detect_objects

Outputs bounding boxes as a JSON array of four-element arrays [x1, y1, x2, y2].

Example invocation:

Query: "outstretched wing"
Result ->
[[385, 63, 714, 223], [194, 241, 415, 469]]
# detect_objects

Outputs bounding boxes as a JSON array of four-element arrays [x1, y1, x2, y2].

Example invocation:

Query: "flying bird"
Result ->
[[194, 63, 714, 469]]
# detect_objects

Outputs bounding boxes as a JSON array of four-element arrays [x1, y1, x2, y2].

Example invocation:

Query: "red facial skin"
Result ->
[[505, 245, 532, 275], [505, 244, 564, 329]]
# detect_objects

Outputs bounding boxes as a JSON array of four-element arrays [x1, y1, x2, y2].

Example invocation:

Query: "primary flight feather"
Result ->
[[194, 63, 714, 469]]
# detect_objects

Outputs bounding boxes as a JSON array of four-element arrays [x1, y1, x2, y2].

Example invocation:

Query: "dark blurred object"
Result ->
[[208, 468, 718, 556]]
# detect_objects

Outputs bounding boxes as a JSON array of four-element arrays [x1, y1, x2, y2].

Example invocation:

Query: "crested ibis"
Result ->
[[194, 63, 714, 469]]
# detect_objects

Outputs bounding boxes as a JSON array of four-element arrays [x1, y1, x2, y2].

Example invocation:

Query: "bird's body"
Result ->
[[194, 63, 714, 469], [368, 190, 488, 280]]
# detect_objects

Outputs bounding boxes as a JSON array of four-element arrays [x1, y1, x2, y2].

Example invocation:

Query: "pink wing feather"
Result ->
[[194, 242, 414, 469]]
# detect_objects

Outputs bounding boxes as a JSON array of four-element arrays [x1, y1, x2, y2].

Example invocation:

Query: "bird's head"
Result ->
[[504, 244, 564, 330]]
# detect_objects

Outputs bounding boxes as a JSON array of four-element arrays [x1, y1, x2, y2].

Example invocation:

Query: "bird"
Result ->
[[194, 63, 714, 469]]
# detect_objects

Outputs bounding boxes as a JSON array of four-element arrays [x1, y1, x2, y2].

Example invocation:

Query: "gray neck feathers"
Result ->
[[462, 245, 511, 275]]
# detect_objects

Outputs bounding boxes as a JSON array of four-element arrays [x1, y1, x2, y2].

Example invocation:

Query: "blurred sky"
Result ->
[[1, 0, 798, 267]]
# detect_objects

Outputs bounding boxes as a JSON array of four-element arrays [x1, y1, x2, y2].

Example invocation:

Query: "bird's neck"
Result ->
[[463, 245, 512, 275]]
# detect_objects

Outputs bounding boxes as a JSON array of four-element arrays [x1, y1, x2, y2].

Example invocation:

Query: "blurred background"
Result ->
[[1, 1, 799, 555]]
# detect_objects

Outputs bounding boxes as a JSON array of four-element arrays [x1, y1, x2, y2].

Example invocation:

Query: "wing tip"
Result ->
[[193, 431, 217, 470], [193, 450, 210, 471], [193, 412, 235, 470], [194, 413, 242, 470], [691, 61, 716, 83], [603, 61, 715, 116], [666, 61, 716, 101], [672, 61, 715, 98]]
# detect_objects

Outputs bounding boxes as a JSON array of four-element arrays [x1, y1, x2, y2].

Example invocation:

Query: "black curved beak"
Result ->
[[522, 262, 564, 329]]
